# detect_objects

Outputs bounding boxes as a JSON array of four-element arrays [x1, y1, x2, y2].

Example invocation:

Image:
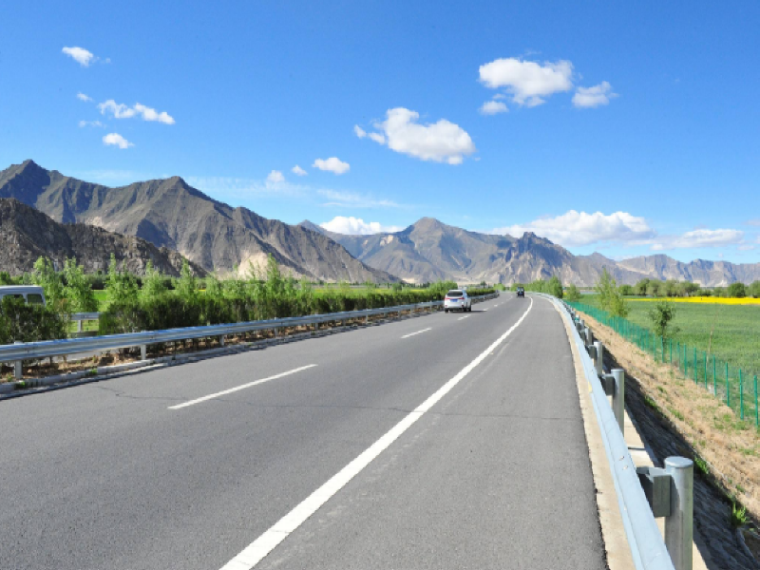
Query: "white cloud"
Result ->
[[313, 157, 350, 175], [102, 133, 134, 149], [479, 57, 573, 106], [738, 244, 756, 251], [62, 46, 96, 67], [266, 170, 284, 184], [366, 107, 476, 165], [495, 210, 656, 247], [318, 189, 399, 208], [78, 120, 105, 128], [320, 216, 403, 235], [651, 229, 745, 250], [479, 100, 508, 115], [98, 100, 175, 124], [354, 125, 367, 138], [133, 103, 175, 124], [292, 165, 307, 176], [745, 219, 760, 226], [77, 92, 93, 102], [573, 81, 617, 108]]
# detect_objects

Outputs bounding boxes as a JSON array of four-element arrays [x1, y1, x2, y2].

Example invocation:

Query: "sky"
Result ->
[[1, 0, 759, 263]]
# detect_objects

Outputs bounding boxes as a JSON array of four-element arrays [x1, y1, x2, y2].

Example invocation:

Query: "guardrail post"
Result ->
[[612, 368, 625, 433], [664, 457, 694, 570], [584, 327, 594, 348], [13, 341, 23, 379], [219, 335, 226, 347], [593, 341, 604, 377], [140, 345, 147, 361], [77, 320, 83, 333]]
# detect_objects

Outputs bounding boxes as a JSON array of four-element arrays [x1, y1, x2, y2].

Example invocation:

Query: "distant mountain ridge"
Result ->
[[300, 219, 760, 287], [0, 198, 206, 277], [0, 160, 398, 283]]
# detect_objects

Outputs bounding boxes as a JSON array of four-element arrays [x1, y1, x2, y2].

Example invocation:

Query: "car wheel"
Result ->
[[444, 309, 448, 313]]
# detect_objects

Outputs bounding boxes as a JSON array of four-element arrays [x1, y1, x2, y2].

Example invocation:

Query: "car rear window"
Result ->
[[447, 290, 464, 297], [27, 294, 44, 305]]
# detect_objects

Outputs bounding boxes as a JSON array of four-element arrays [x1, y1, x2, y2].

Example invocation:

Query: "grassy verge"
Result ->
[[581, 294, 760, 383], [580, 311, 760, 521]]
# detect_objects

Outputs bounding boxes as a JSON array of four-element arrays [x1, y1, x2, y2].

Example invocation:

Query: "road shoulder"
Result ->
[[554, 301, 636, 570]]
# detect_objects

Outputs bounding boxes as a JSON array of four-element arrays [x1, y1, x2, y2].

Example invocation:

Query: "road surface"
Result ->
[[0, 294, 607, 570]]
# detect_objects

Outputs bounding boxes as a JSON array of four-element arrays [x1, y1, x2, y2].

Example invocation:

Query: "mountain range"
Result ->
[[0, 197, 205, 277], [300, 219, 760, 287], [0, 160, 396, 283], [1, 160, 757, 287]]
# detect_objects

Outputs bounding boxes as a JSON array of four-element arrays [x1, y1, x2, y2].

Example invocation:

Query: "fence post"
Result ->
[[593, 341, 604, 377], [693, 348, 697, 383], [585, 327, 594, 348], [78, 320, 83, 333], [755, 375, 758, 428], [712, 356, 717, 396], [726, 363, 730, 407], [140, 344, 147, 361], [740, 369, 744, 420], [13, 341, 23, 380], [664, 456, 694, 570]]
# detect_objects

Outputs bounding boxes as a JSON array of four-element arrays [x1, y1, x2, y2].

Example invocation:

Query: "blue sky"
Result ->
[[2, 0, 759, 263]]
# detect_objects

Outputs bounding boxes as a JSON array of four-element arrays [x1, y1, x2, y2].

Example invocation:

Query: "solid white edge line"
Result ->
[[168, 364, 318, 410], [219, 297, 534, 570], [400, 327, 432, 339]]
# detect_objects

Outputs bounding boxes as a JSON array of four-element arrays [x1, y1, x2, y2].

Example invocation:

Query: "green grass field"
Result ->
[[581, 295, 760, 380]]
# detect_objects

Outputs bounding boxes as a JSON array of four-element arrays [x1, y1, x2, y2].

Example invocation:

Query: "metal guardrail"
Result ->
[[537, 293, 690, 570], [1, 294, 497, 372], [72, 312, 101, 322]]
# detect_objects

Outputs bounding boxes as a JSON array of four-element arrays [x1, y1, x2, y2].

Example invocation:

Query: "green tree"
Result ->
[[683, 282, 700, 297], [547, 275, 563, 298], [595, 268, 630, 317], [748, 281, 760, 298], [646, 280, 663, 298], [635, 278, 650, 296], [648, 301, 680, 339], [727, 282, 747, 298], [32, 257, 65, 309], [140, 261, 168, 302], [619, 284, 634, 296], [62, 257, 98, 312], [175, 259, 198, 302], [565, 284, 582, 302], [106, 254, 138, 305]]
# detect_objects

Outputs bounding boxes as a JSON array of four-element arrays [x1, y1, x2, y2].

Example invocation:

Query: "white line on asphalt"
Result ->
[[457, 315, 470, 321], [482, 308, 488, 312], [219, 298, 534, 570], [401, 327, 432, 339], [168, 365, 318, 410]]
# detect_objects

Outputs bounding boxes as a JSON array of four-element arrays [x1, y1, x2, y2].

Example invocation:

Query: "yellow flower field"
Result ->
[[629, 296, 760, 305]]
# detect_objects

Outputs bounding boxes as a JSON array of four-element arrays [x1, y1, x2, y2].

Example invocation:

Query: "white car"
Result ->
[[0, 285, 46, 306], [444, 289, 471, 313]]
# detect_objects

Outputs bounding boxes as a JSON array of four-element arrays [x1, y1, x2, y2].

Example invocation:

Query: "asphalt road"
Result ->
[[0, 293, 607, 570]]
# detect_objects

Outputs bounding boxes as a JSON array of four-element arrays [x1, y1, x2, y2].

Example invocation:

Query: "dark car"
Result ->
[[516, 287, 525, 297]]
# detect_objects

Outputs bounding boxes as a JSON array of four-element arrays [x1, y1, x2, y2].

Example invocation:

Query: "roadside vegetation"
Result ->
[[0, 254, 495, 345]]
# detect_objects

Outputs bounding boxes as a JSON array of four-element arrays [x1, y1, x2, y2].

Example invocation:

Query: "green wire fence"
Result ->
[[567, 301, 760, 428]]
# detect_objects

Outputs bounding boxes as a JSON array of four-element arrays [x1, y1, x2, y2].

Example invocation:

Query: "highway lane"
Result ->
[[0, 293, 606, 569]]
